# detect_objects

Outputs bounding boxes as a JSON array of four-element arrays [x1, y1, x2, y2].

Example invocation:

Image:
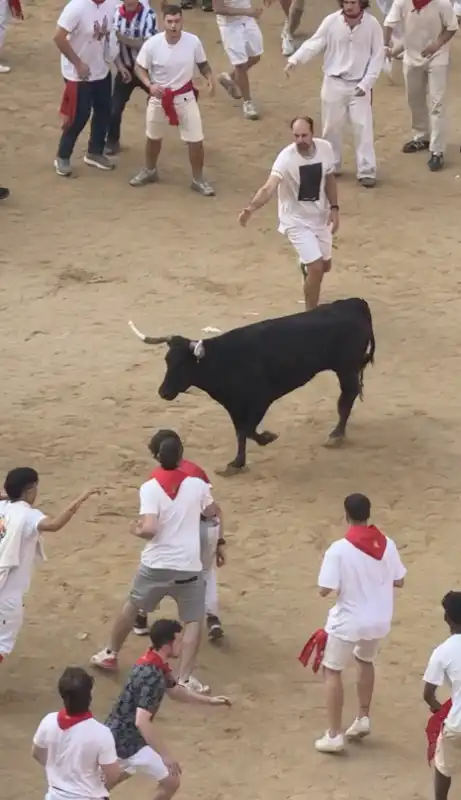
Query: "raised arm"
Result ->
[[37, 489, 99, 534]]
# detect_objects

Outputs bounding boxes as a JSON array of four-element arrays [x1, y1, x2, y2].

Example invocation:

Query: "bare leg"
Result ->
[[435, 769, 451, 800], [356, 657, 374, 718], [302, 259, 325, 310], [146, 137, 162, 170], [177, 620, 202, 682], [324, 667, 344, 737], [187, 141, 204, 181], [109, 599, 139, 653], [231, 56, 260, 102], [155, 775, 181, 800], [287, 0, 305, 36]]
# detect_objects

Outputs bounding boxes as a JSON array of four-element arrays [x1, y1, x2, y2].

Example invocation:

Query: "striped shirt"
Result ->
[[114, 2, 157, 70]]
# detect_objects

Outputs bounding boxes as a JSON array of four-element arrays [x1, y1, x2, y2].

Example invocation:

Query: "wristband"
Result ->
[[330, 204, 339, 210], [217, 538, 226, 546]]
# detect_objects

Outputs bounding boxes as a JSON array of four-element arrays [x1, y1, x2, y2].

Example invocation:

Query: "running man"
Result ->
[[133, 429, 226, 642], [91, 435, 219, 694], [0, 468, 99, 663], [214, 0, 263, 120], [285, 0, 384, 188], [105, 618, 231, 792], [0, 0, 23, 73], [130, 4, 216, 196], [315, 493, 406, 753], [106, 0, 157, 155], [423, 591, 461, 800], [32, 667, 125, 797], [238, 115, 339, 310]]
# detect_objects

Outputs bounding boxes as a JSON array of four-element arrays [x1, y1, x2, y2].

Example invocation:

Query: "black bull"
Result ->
[[128, 297, 375, 475]]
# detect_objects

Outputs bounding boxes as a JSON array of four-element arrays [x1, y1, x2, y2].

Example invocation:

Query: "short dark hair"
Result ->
[[290, 115, 314, 132], [158, 436, 183, 470], [150, 618, 183, 649], [4, 467, 39, 501], [338, 0, 370, 8], [442, 591, 461, 626], [162, 3, 182, 15], [344, 493, 371, 523], [58, 667, 94, 715], [148, 429, 181, 459]]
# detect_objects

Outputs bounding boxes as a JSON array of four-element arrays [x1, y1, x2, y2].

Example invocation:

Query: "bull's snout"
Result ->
[[158, 386, 177, 401]]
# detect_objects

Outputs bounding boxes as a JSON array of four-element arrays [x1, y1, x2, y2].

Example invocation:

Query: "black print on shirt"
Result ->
[[298, 162, 322, 202]]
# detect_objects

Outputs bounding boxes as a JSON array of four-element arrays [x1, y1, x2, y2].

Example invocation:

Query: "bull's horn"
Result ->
[[128, 321, 171, 345]]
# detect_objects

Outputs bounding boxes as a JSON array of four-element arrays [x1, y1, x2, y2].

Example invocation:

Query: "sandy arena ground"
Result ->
[[1, 1, 461, 798]]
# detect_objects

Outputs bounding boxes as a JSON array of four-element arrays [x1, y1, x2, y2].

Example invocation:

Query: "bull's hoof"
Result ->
[[255, 430, 279, 447], [324, 434, 345, 449], [216, 464, 248, 478]]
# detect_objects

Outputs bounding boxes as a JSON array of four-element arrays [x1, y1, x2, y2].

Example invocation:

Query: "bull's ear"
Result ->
[[189, 339, 205, 360]]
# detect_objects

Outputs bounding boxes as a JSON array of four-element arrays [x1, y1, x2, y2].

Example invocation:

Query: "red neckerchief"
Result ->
[[150, 458, 210, 484], [342, 9, 364, 22], [57, 709, 93, 730], [119, 2, 142, 21], [136, 648, 172, 675], [426, 700, 452, 763], [345, 525, 387, 560], [7, 0, 23, 19], [412, 0, 432, 10], [151, 466, 188, 499], [298, 629, 328, 673]]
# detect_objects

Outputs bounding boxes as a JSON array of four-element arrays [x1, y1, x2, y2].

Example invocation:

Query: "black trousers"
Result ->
[[107, 72, 149, 146], [57, 72, 112, 160]]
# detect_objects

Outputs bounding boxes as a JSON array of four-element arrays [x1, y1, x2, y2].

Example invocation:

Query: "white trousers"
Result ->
[[200, 520, 220, 617], [0, 0, 9, 52], [0, 594, 24, 656], [321, 76, 376, 179], [403, 62, 448, 154]]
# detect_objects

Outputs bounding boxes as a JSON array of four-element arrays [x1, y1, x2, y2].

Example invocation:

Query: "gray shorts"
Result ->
[[129, 564, 205, 623]]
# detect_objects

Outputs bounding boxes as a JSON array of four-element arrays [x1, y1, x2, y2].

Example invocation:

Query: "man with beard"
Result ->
[[284, 0, 384, 189], [238, 115, 339, 311]]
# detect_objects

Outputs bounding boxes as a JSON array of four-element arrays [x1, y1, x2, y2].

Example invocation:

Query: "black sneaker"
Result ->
[[105, 141, 121, 156], [428, 152, 444, 172], [0, 187, 10, 200], [207, 613, 224, 641], [133, 612, 149, 636], [402, 139, 429, 154]]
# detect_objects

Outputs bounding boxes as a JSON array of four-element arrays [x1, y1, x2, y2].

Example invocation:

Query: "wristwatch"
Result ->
[[217, 538, 226, 546], [330, 204, 339, 210]]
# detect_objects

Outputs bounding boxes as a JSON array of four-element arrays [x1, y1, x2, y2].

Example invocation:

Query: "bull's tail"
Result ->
[[358, 322, 376, 400]]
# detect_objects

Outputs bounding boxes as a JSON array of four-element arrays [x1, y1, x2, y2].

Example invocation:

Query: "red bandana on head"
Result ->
[[345, 525, 387, 560], [412, 0, 432, 10], [136, 648, 172, 676], [151, 466, 188, 499], [120, 2, 142, 21], [57, 710, 93, 730]]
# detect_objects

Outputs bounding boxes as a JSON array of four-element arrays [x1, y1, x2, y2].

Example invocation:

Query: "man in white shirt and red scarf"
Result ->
[[300, 493, 406, 753], [0, 0, 23, 73], [130, 4, 216, 196], [91, 435, 219, 695], [384, 0, 458, 172], [285, 0, 384, 188], [105, 0, 157, 155]]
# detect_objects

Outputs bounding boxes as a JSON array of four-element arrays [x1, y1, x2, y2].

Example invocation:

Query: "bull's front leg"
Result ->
[[325, 370, 360, 448], [216, 430, 247, 477]]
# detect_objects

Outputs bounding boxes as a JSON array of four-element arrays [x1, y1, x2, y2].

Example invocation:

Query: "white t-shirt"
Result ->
[[318, 536, 406, 641], [33, 713, 117, 799], [57, 0, 119, 82], [139, 475, 214, 572], [136, 31, 206, 102], [384, 0, 458, 67], [271, 139, 335, 234], [0, 500, 45, 602], [216, 0, 252, 26], [424, 635, 461, 733]]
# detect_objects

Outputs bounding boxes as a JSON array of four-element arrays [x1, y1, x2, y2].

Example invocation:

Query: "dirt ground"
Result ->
[[2, 1, 461, 798]]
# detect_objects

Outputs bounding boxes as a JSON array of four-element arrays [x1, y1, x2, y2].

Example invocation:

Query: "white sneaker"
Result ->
[[178, 675, 210, 694], [282, 34, 296, 57], [243, 100, 259, 121], [345, 716, 371, 740], [90, 648, 118, 671], [0, 64, 11, 74], [315, 731, 345, 753]]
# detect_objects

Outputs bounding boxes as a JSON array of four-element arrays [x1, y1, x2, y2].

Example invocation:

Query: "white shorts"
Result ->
[[322, 634, 380, 672], [435, 726, 461, 778], [146, 95, 204, 143], [285, 225, 332, 267], [120, 745, 169, 781], [218, 18, 264, 66], [0, 594, 24, 656]]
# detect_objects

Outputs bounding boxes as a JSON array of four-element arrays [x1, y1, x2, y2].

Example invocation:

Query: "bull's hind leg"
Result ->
[[250, 430, 278, 446], [325, 370, 361, 448]]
